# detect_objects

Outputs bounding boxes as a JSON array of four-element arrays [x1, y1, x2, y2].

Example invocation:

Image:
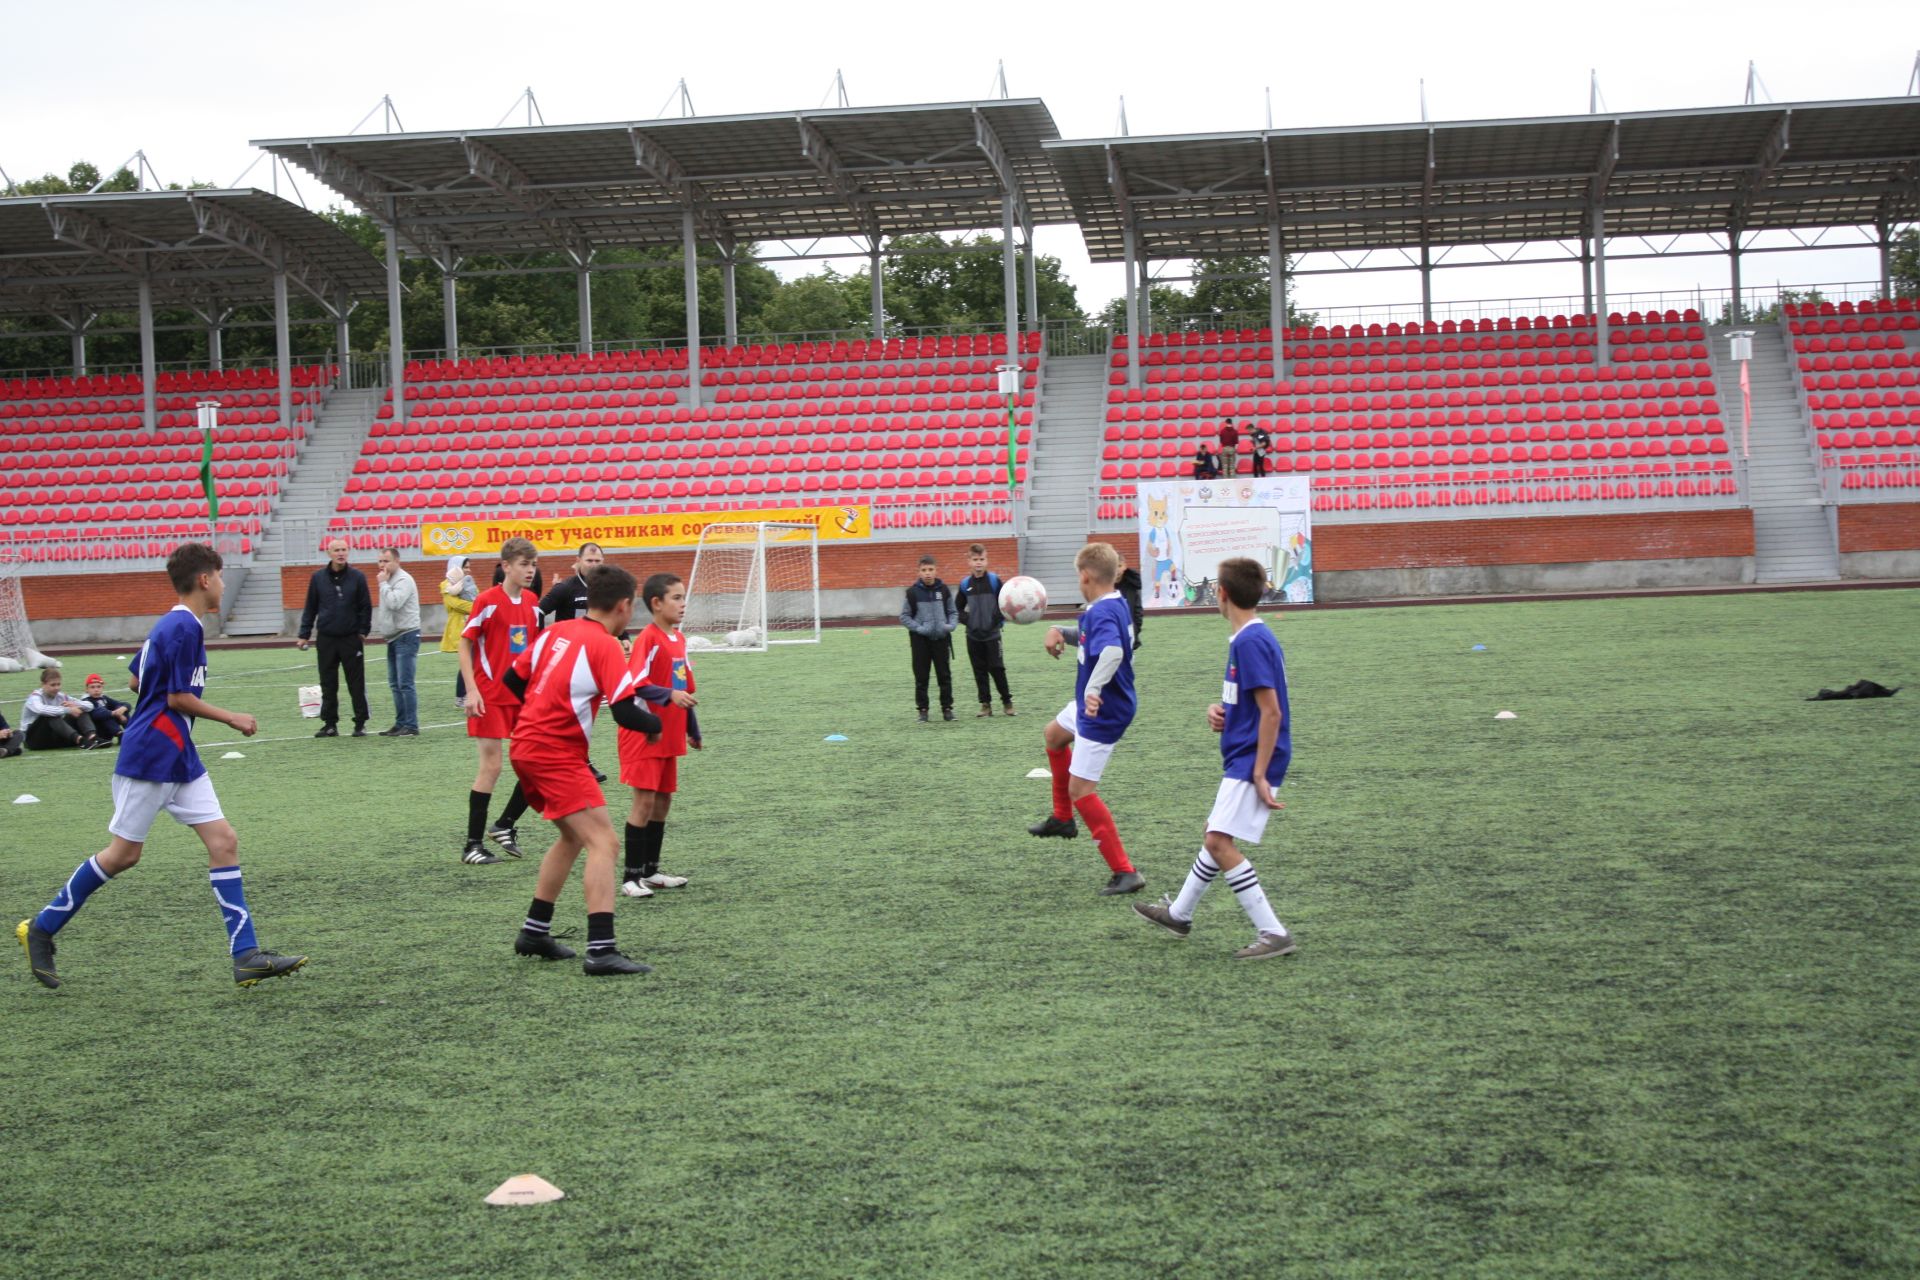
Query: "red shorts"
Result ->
[[467, 699, 520, 741], [511, 755, 606, 821], [620, 753, 678, 794]]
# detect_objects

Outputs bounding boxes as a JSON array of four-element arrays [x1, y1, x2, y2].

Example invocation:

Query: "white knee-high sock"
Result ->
[[1225, 859, 1286, 936], [1169, 849, 1219, 921]]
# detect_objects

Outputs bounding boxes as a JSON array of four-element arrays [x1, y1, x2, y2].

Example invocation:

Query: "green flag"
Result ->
[[199, 428, 219, 523]]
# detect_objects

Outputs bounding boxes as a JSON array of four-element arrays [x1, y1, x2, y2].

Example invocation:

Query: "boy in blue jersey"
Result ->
[[1133, 556, 1296, 958], [17, 543, 307, 990], [1027, 541, 1145, 896]]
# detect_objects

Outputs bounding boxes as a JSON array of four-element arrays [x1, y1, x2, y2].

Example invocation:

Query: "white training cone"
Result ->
[[13, 794, 41, 805], [1025, 768, 1052, 779], [221, 752, 246, 759], [1494, 710, 1518, 720], [485, 1174, 564, 1206]]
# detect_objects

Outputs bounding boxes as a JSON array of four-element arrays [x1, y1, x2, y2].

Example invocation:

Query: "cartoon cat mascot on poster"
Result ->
[[1145, 493, 1178, 603]]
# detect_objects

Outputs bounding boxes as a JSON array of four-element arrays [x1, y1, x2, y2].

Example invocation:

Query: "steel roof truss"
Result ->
[[44, 206, 150, 275], [1728, 110, 1791, 233], [971, 108, 1030, 230], [188, 196, 347, 314], [459, 137, 593, 264], [795, 118, 879, 242]]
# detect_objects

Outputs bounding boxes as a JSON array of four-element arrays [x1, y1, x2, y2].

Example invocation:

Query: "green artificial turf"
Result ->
[[3, 589, 1917, 1279]]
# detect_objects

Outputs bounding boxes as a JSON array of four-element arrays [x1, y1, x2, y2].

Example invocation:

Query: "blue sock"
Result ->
[[209, 866, 259, 956], [34, 856, 111, 936]]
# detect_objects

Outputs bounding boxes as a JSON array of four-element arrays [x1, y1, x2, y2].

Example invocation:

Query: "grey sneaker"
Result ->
[[1234, 930, 1298, 960], [1099, 871, 1147, 896], [1131, 895, 1191, 937]]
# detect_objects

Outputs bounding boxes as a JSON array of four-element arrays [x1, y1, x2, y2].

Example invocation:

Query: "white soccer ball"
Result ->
[[997, 575, 1049, 625]]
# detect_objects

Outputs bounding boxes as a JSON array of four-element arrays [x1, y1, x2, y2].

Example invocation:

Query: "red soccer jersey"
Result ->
[[462, 586, 541, 704], [622, 622, 695, 759], [507, 619, 638, 769]]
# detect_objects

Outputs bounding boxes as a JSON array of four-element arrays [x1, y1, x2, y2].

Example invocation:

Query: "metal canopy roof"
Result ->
[[1045, 97, 1920, 262], [251, 100, 1071, 266], [0, 189, 387, 321]]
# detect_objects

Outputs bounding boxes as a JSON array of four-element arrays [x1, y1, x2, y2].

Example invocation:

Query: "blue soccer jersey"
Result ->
[[1220, 617, 1290, 786], [117, 605, 210, 785], [1073, 592, 1136, 744]]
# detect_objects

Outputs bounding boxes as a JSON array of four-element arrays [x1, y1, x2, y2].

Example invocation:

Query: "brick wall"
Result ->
[[1086, 509, 1754, 570], [280, 536, 1020, 609], [1837, 503, 1920, 554], [22, 571, 186, 621]]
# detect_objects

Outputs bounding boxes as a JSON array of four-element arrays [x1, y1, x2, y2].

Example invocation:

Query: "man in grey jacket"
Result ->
[[374, 547, 422, 736], [899, 554, 958, 722]]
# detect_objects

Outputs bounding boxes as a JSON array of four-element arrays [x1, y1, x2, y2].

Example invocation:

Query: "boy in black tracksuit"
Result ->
[[953, 543, 1016, 718], [900, 554, 958, 722]]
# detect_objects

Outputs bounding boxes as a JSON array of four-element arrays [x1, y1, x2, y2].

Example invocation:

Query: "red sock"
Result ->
[[1073, 794, 1134, 874], [1047, 747, 1073, 821]]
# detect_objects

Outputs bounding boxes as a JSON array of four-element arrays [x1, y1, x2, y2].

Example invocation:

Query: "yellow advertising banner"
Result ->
[[419, 504, 870, 558]]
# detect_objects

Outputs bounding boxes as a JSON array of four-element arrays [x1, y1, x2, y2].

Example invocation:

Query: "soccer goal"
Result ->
[[682, 521, 821, 652], [0, 550, 57, 672]]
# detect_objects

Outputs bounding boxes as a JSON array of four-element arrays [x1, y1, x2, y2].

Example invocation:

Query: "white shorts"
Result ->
[[108, 773, 225, 843], [1205, 778, 1275, 844], [1053, 701, 1118, 782]]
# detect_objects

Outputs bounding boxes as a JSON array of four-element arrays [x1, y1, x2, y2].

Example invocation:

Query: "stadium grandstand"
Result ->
[[3, 94, 1918, 645]]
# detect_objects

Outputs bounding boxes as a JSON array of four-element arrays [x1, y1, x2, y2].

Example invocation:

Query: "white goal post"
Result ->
[[0, 550, 57, 672], [682, 521, 822, 652]]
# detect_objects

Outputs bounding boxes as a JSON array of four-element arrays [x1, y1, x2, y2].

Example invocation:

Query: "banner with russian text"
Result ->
[[421, 504, 870, 558], [1135, 478, 1313, 607]]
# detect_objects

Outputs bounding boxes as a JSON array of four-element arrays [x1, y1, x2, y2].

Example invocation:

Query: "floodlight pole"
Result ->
[[1001, 202, 1019, 368], [443, 270, 460, 355], [274, 270, 293, 440], [1726, 330, 1755, 458], [384, 207, 406, 426], [138, 277, 157, 433], [681, 209, 702, 408]]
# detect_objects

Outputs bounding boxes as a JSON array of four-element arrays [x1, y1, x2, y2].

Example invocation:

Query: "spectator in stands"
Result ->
[[79, 673, 131, 743], [1193, 444, 1221, 480], [22, 669, 101, 751], [1218, 419, 1241, 478], [0, 704, 23, 758], [442, 556, 477, 709], [539, 542, 606, 624], [1249, 422, 1272, 478], [297, 537, 374, 738], [374, 548, 422, 738]]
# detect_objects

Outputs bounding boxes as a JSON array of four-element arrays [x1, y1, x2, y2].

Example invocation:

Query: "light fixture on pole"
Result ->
[[1725, 331, 1754, 459], [996, 363, 1021, 496]]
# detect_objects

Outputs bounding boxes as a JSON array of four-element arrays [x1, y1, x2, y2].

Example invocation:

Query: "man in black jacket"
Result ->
[[297, 536, 374, 737], [538, 542, 605, 624]]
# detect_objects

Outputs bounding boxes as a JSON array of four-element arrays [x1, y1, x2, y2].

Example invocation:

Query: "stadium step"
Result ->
[[1023, 355, 1112, 591], [227, 387, 386, 635], [1707, 324, 1838, 583]]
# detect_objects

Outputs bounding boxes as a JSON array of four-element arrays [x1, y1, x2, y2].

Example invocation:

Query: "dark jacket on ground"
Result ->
[[954, 571, 1005, 641], [299, 564, 373, 639], [900, 579, 958, 638]]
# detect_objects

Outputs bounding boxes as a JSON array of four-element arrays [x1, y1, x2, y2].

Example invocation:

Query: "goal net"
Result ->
[[0, 550, 57, 672], [682, 522, 821, 652]]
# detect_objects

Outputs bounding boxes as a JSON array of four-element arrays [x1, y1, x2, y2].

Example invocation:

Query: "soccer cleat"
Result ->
[[1028, 815, 1078, 839], [486, 825, 525, 858], [641, 872, 688, 889], [1131, 895, 1192, 938], [514, 929, 576, 961], [314, 725, 338, 738], [18, 919, 58, 989], [1099, 871, 1148, 896], [234, 948, 307, 986], [462, 840, 502, 866], [583, 949, 652, 976], [619, 878, 655, 898], [1234, 930, 1297, 960]]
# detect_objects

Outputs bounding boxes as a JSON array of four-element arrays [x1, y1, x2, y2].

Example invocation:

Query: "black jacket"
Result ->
[[954, 571, 1006, 641], [540, 573, 590, 624], [299, 564, 373, 639]]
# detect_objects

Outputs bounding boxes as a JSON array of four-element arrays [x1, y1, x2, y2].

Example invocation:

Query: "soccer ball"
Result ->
[[998, 575, 1048, 625]]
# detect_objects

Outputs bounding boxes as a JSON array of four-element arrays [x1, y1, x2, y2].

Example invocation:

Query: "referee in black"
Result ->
[[538, 541, 606, 624], [297, 536, 374, 737]]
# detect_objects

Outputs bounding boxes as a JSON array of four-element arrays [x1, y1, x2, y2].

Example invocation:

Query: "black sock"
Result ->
[[495, 782, 529, 829], [523, 897, 555, 935], [586, 911, 616, 955], [644, 820, 667, 878], [624, 822, 647, 881], [467, 790, 490, 843]]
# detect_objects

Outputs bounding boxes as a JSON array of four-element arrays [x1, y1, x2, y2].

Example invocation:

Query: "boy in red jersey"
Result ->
[[457, 537, 542, 866], [619, 573, 702, 898], [504, 565, 662, 975]]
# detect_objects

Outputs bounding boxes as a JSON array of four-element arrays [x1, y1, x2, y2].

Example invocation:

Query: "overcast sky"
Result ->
[[4, 0, 1914, 323]]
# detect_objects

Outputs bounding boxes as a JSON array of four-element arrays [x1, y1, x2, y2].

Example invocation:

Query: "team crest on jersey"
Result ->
[[508, 625, 529, 653], [671, 659, 689, 690]]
